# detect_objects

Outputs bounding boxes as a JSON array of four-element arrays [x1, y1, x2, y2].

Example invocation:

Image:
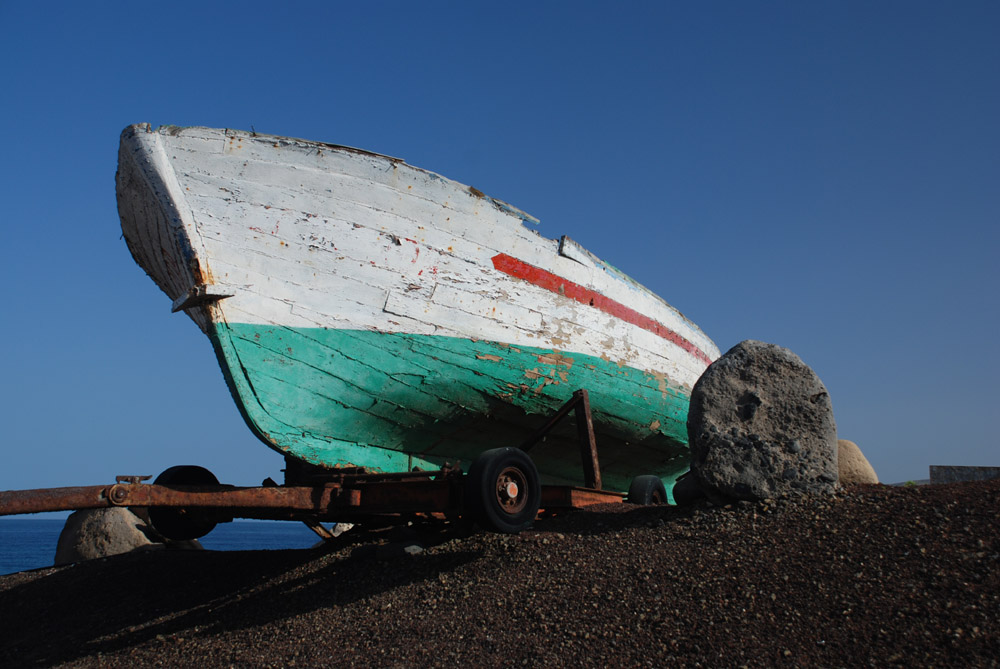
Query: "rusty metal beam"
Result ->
[[302, 518, 335, 541], [0, 485, 117, 516], [1, 478, 620, 519], [517, 389, 603, 490], [517, 392, 584, 453], [573, 389, 601, 490], [540, 485, 622, 509], [0, 478, 462, 519]]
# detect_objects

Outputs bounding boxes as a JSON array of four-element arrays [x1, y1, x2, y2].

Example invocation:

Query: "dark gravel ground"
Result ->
[[0, 480, 997, 668]]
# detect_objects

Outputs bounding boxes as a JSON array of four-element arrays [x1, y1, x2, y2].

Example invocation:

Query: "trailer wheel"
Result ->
[[148, 465, 220, 541], [465, 448, 541, 534], [671, 471, 705, 506], [627, 475, 668, 505]]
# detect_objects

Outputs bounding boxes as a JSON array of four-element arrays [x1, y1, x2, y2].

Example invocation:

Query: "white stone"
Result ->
[[838, 439, 879, 484], [54, 508, 155, 566]]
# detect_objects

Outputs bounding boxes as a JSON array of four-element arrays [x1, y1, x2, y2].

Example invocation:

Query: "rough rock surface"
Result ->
[[688, 340, 838, 501], [54, 508, 202, 566], [1, 481, 997, 667], [839, 439, 879, 484], [54, 508, 158, 566]]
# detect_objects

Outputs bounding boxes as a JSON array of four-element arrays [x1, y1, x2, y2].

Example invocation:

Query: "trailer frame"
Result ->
[[0, 390, 631, 536]]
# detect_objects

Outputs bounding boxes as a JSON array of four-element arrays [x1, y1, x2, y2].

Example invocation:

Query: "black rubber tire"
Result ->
[[627, 475, 668, 505], [148, 465, 220, 541], [671, 471, 706, 507], [465, 447, 541, 534]]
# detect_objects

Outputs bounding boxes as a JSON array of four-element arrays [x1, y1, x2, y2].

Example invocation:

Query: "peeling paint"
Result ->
[[537, 352, 574, 368], [492, 253, 714, 366], [650, 371, 671, 399]]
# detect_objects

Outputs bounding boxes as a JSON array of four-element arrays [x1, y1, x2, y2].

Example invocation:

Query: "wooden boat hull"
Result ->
[[116, 124, 719, 496]]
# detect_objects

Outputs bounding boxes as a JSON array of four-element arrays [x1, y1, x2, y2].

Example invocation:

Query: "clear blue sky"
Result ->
[[1, 1, 997, 501]]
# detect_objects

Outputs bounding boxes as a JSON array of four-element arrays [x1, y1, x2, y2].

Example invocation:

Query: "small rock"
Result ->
[[376, 541, 426, 560], [838, 439, 879, 484], [55, 507, 201, 566]]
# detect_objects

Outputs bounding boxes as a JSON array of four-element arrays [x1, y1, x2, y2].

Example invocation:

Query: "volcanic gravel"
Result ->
[[0, 480, 997, 668]]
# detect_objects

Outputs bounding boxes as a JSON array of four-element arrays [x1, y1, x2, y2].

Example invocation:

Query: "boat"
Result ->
[[116, 124, 720, 501]]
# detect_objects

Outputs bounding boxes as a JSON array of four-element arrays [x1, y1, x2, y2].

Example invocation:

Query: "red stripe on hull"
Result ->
[[491, 253, 713, 366]]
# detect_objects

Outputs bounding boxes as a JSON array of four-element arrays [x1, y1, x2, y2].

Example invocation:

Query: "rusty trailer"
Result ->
[[0, 391, 659, 539]]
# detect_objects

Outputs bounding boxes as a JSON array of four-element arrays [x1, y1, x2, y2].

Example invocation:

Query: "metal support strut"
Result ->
[[517, 389, 602, 490]]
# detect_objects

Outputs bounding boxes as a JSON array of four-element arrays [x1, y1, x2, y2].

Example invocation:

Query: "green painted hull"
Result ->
[[210, 323, 693, 494]]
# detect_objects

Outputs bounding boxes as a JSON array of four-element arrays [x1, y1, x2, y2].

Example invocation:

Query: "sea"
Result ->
[[0, 517, 325, 576]]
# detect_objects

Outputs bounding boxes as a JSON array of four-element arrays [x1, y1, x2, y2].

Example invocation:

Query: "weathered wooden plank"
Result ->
[[201, 214, 706, 383], [173, 134, 538, 233]]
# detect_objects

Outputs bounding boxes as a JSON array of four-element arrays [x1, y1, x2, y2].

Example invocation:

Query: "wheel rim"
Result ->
[[494, 466, 529, 515]]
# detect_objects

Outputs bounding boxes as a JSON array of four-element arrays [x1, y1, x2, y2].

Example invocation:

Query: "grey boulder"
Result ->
[[687, 340, 838, 502]]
